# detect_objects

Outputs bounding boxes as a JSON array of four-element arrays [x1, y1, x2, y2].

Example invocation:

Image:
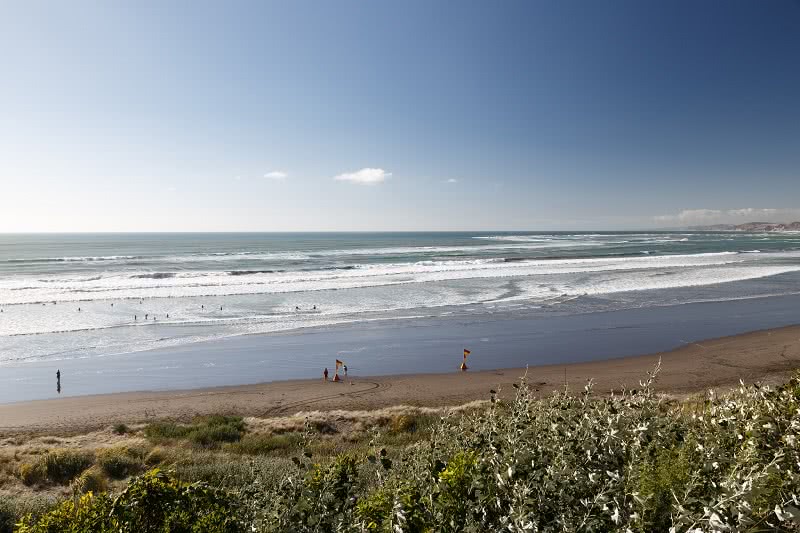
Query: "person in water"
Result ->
[[323, 368, 329, 381]]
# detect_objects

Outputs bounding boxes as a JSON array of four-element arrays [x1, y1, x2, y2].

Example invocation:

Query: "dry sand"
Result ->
[[2, 325, 800, 435]]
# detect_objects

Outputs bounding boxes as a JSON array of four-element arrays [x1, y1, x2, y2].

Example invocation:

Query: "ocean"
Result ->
[[3, 231, 800, 370]]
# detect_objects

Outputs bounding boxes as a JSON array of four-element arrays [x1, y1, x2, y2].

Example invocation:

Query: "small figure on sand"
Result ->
[[343, 364, 348, 376], [295, 306, 300, 311], [313, 305, 317, 310], [134, 315, 137, 320], [201, 305, 204, 309], [323, 368, 329, 381], [145, 313, 148, 320], [77, 307, 81, 312], [166, 314, 169, 318], [56, 369, 61, 394], [220, 306, 223, 311]]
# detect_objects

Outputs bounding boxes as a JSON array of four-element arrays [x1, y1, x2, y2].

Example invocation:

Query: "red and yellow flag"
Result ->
[[463, 349, 471, 359], [335, 359, 344, 370]]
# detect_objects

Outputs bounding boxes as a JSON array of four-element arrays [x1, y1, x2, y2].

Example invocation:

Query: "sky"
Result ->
[[1, 0, 799, 232]]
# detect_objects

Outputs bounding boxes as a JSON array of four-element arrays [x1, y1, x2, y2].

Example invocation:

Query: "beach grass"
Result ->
[[143, 415, 245, 448], [6, 368, 800, 532]]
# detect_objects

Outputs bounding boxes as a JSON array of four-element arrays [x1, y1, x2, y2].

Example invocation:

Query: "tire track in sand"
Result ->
[[262, 380, 391, 417]]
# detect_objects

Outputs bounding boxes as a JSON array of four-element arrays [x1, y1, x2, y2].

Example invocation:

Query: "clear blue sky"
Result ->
[[1, 0, 799, 231]]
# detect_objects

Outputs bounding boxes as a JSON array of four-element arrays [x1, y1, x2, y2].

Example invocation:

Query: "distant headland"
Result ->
[[688, 221, 800, 232]]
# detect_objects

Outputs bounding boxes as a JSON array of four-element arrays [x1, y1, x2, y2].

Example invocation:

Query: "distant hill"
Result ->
[[688, 221, 800, 232]]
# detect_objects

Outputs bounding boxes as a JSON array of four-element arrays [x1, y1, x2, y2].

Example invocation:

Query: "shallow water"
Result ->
[[2, 231, 800, 367]]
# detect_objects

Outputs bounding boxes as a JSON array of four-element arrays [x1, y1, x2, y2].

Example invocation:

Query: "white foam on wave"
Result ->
[[1, 250, 796, 310]]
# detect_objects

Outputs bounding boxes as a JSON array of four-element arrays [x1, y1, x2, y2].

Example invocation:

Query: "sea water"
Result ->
[[2, 231, 800, 365]]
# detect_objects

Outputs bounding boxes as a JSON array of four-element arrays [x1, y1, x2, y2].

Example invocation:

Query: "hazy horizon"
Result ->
[[2, 0, 799, 232]]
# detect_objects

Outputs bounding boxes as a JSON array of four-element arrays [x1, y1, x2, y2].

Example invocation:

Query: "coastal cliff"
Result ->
[[689, 221, 800, 232]]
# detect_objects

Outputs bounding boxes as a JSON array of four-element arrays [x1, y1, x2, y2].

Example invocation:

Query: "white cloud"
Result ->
[[333, 168, 391, 185], [654, 207, 799, 225], [263, 171, 288, 180], [446, 178, 458, 183]]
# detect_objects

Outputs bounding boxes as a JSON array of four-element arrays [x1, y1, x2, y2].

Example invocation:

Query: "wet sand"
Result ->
[[2, 325, 799, 434]]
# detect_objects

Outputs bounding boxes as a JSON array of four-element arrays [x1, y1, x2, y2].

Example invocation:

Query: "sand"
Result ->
[[2, 325, 800, 435]]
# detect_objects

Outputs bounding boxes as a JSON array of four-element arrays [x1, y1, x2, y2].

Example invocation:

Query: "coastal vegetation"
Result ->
[[2, 365, 800, 532]]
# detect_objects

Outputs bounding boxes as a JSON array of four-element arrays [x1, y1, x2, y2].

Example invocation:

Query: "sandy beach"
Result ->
[[2, 324, 799, 435]]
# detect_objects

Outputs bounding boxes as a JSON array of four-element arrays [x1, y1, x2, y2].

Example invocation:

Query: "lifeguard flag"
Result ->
[[463, 349, 471, 359], [335, 359, 343, 370]]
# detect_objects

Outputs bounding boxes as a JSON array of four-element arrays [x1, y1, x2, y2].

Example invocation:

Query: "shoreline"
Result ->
[[2, 324, 799, 434], [6, 291, 800, 405]]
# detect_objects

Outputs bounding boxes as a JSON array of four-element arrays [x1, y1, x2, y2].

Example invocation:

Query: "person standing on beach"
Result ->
[[56, 369, 61, 394], [343, 364, 348, 376], [323, 368, 329, 381]]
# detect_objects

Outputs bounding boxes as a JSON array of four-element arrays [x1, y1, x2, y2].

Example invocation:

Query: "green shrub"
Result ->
[[16, 492, 113, 533], [17, 469, 245, 533], [110, 469, 244, 532], [113, 423, 129, 435], [635, 439, 698, 530], [0, 495, 54, 533], [354, 488, 392, 530]]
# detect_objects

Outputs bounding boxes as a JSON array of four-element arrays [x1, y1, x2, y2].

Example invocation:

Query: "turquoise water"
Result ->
[[2, 231, 800, 365]]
